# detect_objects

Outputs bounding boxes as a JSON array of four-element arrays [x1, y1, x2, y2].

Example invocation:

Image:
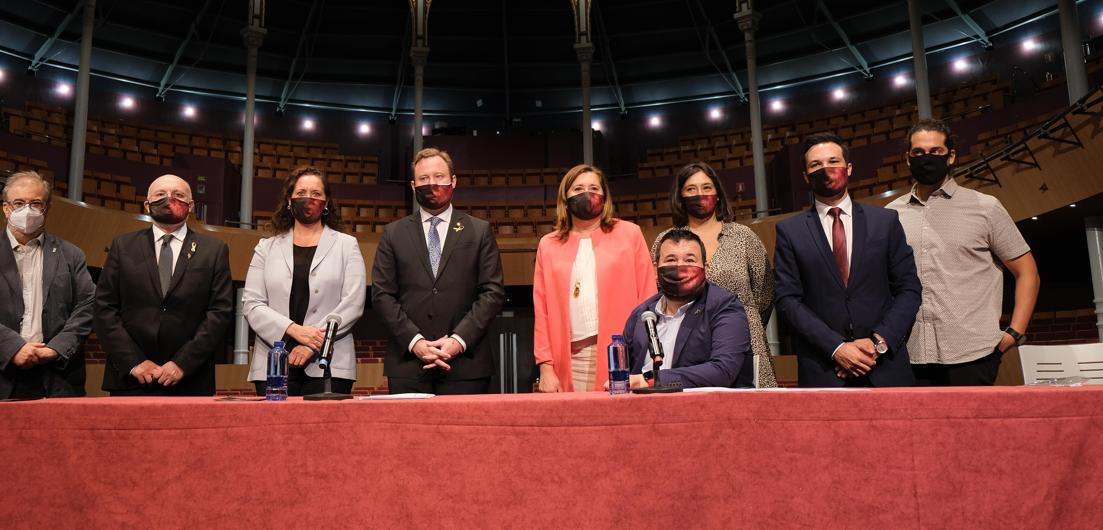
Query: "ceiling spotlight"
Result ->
[[592, 120, 603, 132], [893, 74, 908, 87], [182, 105, 197, 118], [0, 69, 5, 81], [301, 119, 315, 131], [952, 58, 969, 72], [1070, 203, 1077, 208], [357, 122, 371, 135], [832, 88, 847, 101], [708, 108, 723, 121], [119, 96, 135, 110], [422, 125, 430, 136], [1022, 38, 1038, 52], [648, 116, 662, 128], [55, 82, 72, 96], [770, 100, 785, 112], [1031, 216, 1039, 220]]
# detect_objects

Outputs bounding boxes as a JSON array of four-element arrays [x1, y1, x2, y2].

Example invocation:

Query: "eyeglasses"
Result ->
[[4, 200, 47, 211]]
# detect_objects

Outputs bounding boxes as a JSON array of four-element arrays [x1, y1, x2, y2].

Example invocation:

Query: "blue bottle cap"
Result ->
[[274, 340, 285, 349], [611, 335, 623, 341]]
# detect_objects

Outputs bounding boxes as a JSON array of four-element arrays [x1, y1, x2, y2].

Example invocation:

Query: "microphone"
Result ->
[[317, 314, 341, 370], [304, 314, 352, 401], [633, 310, 682, 394], [640, 311, 665, 367]]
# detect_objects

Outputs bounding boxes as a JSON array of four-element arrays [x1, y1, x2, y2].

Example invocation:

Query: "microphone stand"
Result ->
[[305, 321, 352, 401], [632, 343, 683, 395]]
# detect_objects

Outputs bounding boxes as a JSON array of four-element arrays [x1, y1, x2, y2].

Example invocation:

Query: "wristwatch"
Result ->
[[1004, 326, 1027, 346], [873, 335, 888, 355]]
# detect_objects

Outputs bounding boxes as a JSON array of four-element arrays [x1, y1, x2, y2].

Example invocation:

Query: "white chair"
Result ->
[[1019, 343, 1103, 385]]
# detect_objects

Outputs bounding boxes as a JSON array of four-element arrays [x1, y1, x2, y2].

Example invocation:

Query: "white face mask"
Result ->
[[7, 205, 46, 235]]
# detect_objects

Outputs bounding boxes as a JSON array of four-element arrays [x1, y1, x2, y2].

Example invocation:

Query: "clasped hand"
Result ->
[[11, 342, 59, 368], [129, 360, 184, 386], [414, 337, 463, 371], [834, 336, 882, 379]]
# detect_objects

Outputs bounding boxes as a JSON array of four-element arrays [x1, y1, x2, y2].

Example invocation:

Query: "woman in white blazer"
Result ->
[[243, 166, 366, 395]]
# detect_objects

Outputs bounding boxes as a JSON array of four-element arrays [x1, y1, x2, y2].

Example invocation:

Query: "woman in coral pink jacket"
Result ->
[[533, 164, 656, 392]]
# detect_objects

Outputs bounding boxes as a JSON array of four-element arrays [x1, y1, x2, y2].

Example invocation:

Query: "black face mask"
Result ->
[[909, 153, 951, 186], [657, 265, 707, 302], [414, 184, 454, 211], [290, 197, 326, 225], [147, 197, 190, 225], [566, 192, 605, 221], [683, 194, 718, 220], [807, 166, 848, 198]]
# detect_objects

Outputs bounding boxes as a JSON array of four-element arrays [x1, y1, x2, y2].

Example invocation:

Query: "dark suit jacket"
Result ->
[[93, 226, 234, 395], [624, 283, 754, 388], [774, 201, 921, 387], [371, 209, 505, 381], [0, 232, 95, 398]]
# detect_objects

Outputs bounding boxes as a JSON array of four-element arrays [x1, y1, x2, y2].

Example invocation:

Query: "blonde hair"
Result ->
[[553, 164, 617, 241], [411, 147, 455, 178]]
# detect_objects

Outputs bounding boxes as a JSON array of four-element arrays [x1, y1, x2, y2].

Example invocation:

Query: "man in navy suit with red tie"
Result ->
[[774, 133, 921, 387]]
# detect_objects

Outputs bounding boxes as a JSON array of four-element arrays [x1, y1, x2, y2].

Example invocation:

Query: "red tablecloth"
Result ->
[[2, 387, 1101, 529]]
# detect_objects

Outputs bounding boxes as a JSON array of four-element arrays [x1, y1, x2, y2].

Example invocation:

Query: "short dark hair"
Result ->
[[669, 162, 735, 227], [656, 228, 707, 264], [802, 132, 849, 166], [906, 118, 956, 151]]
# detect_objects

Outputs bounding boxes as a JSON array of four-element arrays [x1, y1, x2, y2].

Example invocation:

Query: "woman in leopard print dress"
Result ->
[[651, 162, 778, 387]]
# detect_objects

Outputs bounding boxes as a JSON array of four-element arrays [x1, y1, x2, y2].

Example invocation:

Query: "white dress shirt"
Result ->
[[420, 203, 453, 251], [812, 194, 854, 359], [7, 227, 45, 343], [813, 192, 853, 269], [151, 223, 188, 275], [408, 204, 467, 352], [640, 297, 695, 374]]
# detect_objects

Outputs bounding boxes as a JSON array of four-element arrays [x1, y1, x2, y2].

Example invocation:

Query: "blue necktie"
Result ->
[[428, 216, 443, 277]]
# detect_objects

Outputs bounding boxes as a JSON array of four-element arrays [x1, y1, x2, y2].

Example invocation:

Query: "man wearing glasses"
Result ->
[[887, 119, 1040, 386], [0, 171, 95, 398]]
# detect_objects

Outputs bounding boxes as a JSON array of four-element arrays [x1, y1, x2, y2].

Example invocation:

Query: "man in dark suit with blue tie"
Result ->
[[774, 133, 921, 387], [372, 148, 505, 395]]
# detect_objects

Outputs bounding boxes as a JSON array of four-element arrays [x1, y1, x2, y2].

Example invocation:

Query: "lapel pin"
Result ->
[[453, 222, 464, 233], [188, 241, 197, 259], [51, 247, 57, 253]]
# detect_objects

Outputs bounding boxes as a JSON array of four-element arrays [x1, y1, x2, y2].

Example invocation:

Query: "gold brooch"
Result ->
[[453, 222, 464, 233]]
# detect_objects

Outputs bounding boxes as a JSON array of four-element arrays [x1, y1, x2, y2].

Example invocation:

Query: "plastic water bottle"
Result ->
[[608, 335, 630, 395], [266, 341, 288, 401]]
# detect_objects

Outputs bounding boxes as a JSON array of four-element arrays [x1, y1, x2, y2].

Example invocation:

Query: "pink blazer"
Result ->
[[533, 220, 657, 391]]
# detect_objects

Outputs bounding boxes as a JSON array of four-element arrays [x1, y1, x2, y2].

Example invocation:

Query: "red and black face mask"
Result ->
[[683, 194, 718, 220], [566, 191, 605, 221], [807, 166, 849, 198], [290, 197, 326, 225], [147, 197, 190, 225], [414, 184, 454, 211], [657, 265, 707, 302]]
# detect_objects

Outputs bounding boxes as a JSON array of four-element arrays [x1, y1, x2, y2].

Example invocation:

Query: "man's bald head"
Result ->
[[147, 174, 192, 202]]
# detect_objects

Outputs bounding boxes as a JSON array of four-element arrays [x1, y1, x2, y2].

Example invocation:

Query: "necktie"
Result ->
[[829, 207, 849, 287], [159, 233, 175, 297], [428, 216, 443, 277]]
